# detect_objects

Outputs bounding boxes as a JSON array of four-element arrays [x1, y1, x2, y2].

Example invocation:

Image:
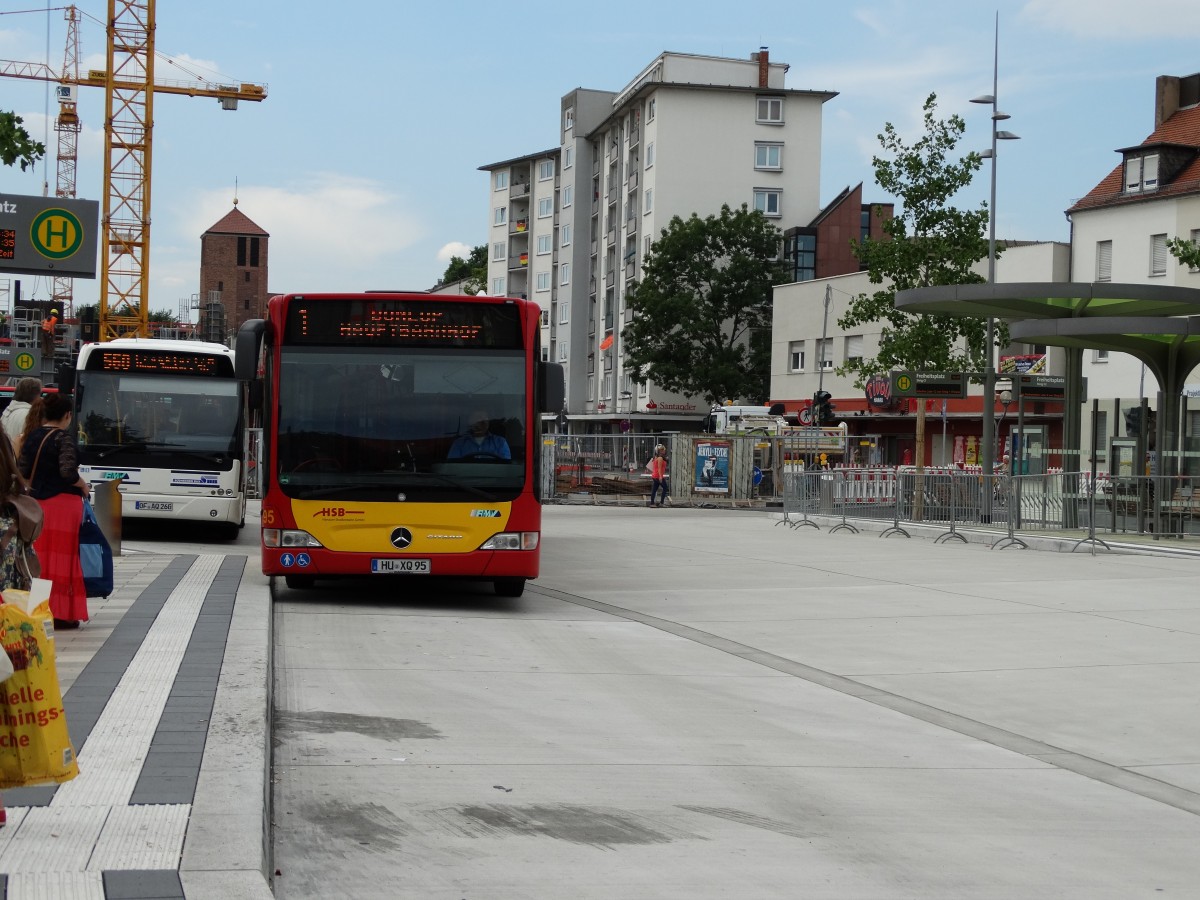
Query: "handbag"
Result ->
[[0, 597, 78, 788], [5, 431, 46, 542], [79, 499, 114, 599]]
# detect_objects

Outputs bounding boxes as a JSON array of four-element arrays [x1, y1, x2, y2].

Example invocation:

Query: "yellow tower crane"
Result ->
[[0, 0, 267, 339]]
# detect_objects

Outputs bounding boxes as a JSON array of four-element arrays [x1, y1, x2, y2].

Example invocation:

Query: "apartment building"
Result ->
[[481, 49, 835, 432], [1066, 71, 1200, 404]]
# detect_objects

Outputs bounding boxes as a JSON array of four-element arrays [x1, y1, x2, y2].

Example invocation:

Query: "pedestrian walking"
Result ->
[[1, 377, 42, 451], [18, 395, 91, 630], [647, 444, 669, 507]]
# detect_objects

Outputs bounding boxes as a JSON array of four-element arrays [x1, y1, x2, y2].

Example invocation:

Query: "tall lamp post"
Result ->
[[971, 13, 1019, 517]]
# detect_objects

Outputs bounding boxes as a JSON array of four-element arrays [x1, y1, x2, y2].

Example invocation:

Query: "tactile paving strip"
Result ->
[[51, 556, 221, 809]]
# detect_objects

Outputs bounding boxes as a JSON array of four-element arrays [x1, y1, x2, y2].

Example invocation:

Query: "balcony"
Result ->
[[626, 170, 638, 191], [510, 219, 528, 235], [508, 252, 530, 271], [605, 270, 616, 288], [628, 125, 640, 147], [509, 182, 530, 200]]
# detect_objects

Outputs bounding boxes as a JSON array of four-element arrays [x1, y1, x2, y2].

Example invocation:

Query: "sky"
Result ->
[[2, 0, 1199, 320]]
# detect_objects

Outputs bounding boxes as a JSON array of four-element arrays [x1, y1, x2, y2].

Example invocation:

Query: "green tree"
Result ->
[[440, 244, 487, 294], [0, 111, 45, 171], [838, 93, 995, 501], [622, 204, 785, 406], [839, 93, 996, 382], [1168, 235, 1200, 271]]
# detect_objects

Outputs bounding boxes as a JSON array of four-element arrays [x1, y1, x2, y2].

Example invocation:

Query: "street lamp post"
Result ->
[[971, 13, 1019, 519]]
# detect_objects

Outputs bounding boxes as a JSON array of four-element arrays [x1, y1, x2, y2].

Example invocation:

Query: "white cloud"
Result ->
[[1020, 0, 1200, 38], [437, 242, 473, 263], [155, 173, 426, 302]]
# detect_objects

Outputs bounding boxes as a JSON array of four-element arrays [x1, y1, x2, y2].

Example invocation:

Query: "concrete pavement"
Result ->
[[4, 498, 1200, 897]]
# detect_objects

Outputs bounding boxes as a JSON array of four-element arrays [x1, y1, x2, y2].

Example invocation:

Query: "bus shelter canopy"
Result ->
[[894, 282, 1200, 320], [1009, 316, 1200, 396]]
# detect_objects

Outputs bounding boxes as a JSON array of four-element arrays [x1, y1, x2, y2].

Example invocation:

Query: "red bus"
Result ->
[[236, 292, 564, 596]]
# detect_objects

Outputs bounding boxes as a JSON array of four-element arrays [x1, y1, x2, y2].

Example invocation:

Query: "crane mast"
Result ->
[[51, 6, 82, 321]]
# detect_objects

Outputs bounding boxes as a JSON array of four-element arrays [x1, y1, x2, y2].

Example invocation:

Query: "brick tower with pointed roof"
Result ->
[[199, 201, 270, 342]]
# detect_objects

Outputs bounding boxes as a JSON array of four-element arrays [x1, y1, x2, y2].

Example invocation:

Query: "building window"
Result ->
[[538, 160, 555, 180], [754, 189, 782, 217], [645, 142, 654, 169], [561, 223, 572, 246], [494, 171, 509, 191], [564, 107, 574, 131], [237, 236, 246, 266], [1096, 240, 1112, 282], [493, 242, 507, 262], [540, 308, 550, 327], [563, 185, 573, 208], [564, 147, 573, 169], [250, 237, 260, 267], [494, 207, 507, 226], [536, 272, 551, 292], [558, 343, 568, 361], [1151, 233, 1168, 276], [788, 341, 805, 372], [559, 302, 569, 324], [754, 143, 782, 170], [560, 263, 571, 285], [844, 335, 863, 367], [647, 97, 656, 122], [784, 230, 816, 282], [538, 197, 553, 218], [756, 96, 783, 123], [1125, 154, 1159, 194], [643, 189, 653, 214], [817, 338, 833, 370], [492, 277, 505, 295], [537, 234, 552, 255], [541, 347, 549, 362]]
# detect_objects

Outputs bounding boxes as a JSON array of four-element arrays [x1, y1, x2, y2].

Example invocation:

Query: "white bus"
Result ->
[[70, 338, 246, 537]]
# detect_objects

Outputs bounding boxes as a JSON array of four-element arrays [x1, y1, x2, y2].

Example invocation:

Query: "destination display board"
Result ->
[[1013, 374, 1085, 401], [83, 348, 234, 378], [890, 370, 968, 399], [284, 297, 524, 349]]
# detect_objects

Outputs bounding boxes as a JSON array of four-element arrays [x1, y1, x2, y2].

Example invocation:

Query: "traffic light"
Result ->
[[813, 391, 837, 426]]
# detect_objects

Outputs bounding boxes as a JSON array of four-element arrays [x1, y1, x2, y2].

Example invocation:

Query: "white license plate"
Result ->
[[371, 558, 431, 574], [135, 501, 174, 511]]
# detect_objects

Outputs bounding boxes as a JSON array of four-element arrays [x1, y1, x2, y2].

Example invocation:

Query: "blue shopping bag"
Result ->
[[79, 499, 114, 598]]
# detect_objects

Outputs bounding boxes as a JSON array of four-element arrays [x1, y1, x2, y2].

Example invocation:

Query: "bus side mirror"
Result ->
[[57, 364, 76, 395], [539, 362, 565, 413], [235, 319, 265, 381]]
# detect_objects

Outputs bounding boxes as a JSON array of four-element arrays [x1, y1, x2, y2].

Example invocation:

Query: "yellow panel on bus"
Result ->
[[291, 500, 514, 554]]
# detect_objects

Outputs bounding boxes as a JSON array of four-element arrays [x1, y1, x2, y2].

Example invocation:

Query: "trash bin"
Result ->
[[91, 477, 122, 558]]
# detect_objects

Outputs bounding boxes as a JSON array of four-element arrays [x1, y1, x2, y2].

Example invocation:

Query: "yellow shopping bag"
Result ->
[[0, 599, 79, 789]]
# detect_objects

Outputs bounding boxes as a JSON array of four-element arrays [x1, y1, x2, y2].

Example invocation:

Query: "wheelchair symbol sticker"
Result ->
[[295, 553, 311, 568]]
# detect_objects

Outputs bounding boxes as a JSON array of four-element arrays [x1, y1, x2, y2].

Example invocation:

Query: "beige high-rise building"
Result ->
[[481, 49, 835, 432]]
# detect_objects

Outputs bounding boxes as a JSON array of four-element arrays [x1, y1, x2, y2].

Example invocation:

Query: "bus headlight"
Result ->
[[480, 532, 539, 551], [263, 529, 324, 548]]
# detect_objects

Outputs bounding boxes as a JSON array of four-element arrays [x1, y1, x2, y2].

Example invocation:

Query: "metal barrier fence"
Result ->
[[779, 468, 1200, 549]]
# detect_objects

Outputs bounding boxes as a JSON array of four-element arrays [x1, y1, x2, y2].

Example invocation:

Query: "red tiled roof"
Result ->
[[204, 206, 269, 236], [1068, 105, 1200, 213]]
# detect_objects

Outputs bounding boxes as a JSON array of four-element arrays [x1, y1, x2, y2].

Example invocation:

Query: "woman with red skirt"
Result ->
[[18, 394, 92, 629]]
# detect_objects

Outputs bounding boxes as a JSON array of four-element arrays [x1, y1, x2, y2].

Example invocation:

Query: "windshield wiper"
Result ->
[[96, 442, 228, 466]]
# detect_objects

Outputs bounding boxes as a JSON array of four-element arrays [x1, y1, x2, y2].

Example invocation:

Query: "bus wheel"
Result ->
[[285, 574, 315, 590], [494, 577, 525, 598]]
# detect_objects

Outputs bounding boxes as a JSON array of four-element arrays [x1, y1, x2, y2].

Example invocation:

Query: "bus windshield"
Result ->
[[275, 346, 528, 502], [77, 372, 241, 458]]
